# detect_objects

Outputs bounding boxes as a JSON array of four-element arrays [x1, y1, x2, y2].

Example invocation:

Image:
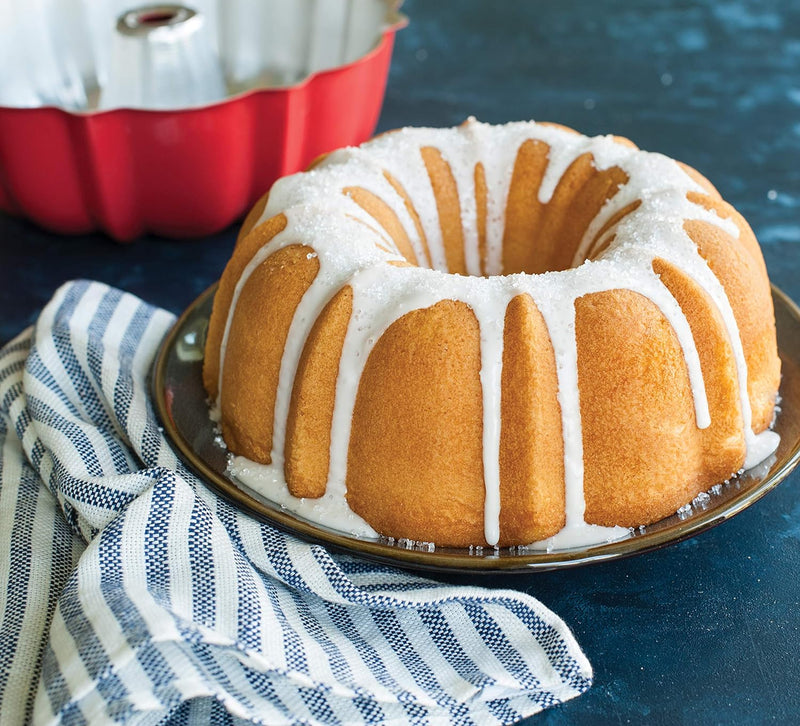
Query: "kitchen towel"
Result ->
[[0, 280, 591, 725]]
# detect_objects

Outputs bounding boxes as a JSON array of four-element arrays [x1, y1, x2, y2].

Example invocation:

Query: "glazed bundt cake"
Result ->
[[203, 119, 781, 549]]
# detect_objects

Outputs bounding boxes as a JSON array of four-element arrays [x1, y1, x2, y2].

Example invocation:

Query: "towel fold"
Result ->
[[0, 280, 591, 725]]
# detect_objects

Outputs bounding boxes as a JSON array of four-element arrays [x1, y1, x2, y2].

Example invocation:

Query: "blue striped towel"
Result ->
[[0, 280, 591, 725]]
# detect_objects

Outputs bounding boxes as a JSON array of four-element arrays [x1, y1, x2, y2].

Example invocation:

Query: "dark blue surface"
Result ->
[[2, 1, 799, 722]]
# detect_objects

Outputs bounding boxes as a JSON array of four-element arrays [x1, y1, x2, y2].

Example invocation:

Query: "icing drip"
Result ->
[[222, 119, 780, 549], [474, 299, 505, 546]]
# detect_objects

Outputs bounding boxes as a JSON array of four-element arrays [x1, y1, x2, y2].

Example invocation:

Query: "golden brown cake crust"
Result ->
[[203, 213, 287, 399], [219, 244, 318, 463], [285, 286, 354, 498], [499, 294, 566, 544], [346, 300, 487, 547], [420, 146, 468, 275]]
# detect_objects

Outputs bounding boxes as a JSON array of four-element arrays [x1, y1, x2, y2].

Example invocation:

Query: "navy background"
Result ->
[[2, 1, 799, 722]]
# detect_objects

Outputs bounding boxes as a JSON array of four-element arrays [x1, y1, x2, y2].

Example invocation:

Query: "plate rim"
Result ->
[[152, 283, 800, 573]]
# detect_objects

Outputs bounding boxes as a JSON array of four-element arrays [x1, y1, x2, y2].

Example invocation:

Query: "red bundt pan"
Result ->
[[0, 13, 406, 241]]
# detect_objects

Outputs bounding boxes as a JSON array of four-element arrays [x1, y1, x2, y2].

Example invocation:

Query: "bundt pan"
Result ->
[[0, 0, 406, 241]]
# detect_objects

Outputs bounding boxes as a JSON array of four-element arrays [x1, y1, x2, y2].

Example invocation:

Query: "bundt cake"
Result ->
[[203, 118, 781, 549]]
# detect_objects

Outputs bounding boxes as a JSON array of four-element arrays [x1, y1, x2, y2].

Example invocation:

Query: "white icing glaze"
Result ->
[[228, 454, 378, 538], [219, 119, 780, 549]]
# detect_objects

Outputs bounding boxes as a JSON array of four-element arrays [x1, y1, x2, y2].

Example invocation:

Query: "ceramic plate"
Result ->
[[152, 285, 800, 573]]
